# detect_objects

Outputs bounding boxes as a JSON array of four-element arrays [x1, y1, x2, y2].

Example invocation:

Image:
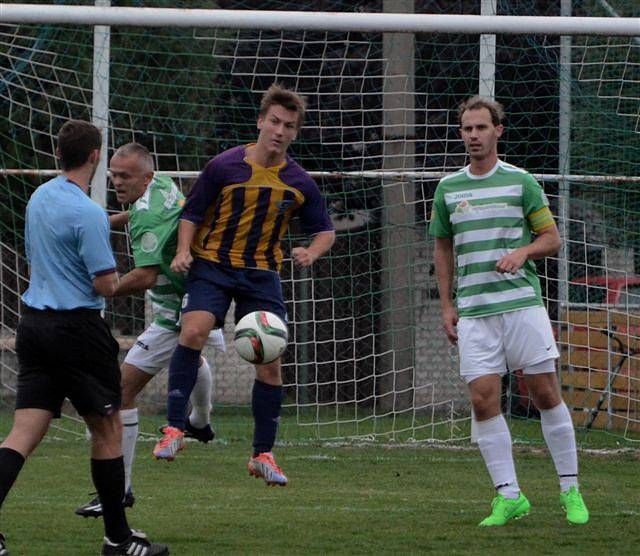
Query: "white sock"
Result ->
[[540, 402, 579, 493], [189, 359, 212, 428], [476, 414, 520, 499], [120, 408, 138, 493]]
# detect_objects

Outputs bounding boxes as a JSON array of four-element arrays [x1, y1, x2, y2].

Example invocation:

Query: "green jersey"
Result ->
[[129, 175, 185, 331], [429, 160, 554, 318]]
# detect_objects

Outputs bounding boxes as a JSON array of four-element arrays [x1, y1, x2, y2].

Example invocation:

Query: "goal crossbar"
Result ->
[[2, 169, 639, 183], [1, 4, 639, 35]]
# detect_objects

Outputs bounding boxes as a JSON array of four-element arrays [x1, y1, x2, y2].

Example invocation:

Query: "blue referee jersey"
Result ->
[[22, 176, 116, 310]]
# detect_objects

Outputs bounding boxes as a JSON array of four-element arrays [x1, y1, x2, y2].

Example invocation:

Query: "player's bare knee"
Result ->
[[470, 396, 500, 421], [179, 311, 216, 349], [531, 386, 562, 410], [90, 423, 121, 445], [86, 413, 122, 444], [471, 392, 500, 421], [179, 323, 209, 349], [469, 391, 484, 412], [256, 360, 282, 385], [468, 381, 501, 420], [525, 371, 561, 410]]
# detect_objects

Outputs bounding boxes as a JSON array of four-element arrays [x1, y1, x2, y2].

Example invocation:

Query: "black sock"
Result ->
[[252, 380, 284, 456], [91, 457, 131, 543], [0, 447, 25, 508]]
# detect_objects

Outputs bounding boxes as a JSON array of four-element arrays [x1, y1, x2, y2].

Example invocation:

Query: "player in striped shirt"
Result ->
[[430, 96, 588, 526], [75, 143, 225, 518], [154, 84, 335, 485]]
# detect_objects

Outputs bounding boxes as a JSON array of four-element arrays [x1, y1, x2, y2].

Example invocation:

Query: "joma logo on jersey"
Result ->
[[451, 192, 474, 201]]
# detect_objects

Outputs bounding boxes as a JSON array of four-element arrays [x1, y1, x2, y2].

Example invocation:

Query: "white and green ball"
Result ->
[[233, 311, 288, 364]]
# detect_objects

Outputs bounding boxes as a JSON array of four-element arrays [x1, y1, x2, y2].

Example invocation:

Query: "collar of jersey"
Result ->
[[63, 176, 84, 189], [464, 159, 501, 181], [243, 143, 287, 172]]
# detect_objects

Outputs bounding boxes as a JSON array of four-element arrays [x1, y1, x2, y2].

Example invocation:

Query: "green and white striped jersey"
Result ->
[[429, 160, 554, 318], [129, 175, 186, 331]]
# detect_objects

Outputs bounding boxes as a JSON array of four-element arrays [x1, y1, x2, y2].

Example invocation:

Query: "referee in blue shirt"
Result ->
[[0, 121, 168, 556]]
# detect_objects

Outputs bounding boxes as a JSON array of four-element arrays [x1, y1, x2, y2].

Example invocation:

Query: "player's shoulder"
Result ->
[[29, 177, 60, 206], [279, 154, 317, 190], [208, 145, 246, 169], [134, 177, 182, 217], [436, 167, 467, 189], [81, 192, 108, 216], [75, 197, 109, 231], [153, 174, 183, 200], [36, 176, 94, 206], [496, 160, 531, 178], [37, 175, 66, 192], [199, 145, 251, 186], [496, 162, 541, 192], [151, 174, 179, 191]]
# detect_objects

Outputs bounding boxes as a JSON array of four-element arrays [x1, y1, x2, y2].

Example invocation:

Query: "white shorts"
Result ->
[[124, 322, 226, 375], [457, 306, 559, 384]]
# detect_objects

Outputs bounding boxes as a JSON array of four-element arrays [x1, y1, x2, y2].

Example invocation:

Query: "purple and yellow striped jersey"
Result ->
[[182, 145, 334, 272]]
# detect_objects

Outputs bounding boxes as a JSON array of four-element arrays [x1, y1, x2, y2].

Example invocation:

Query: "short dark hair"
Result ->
[[57, 120, 102, 170], [113, 142, 154, 173], [259, 83, 307, 129], [458, 96, 505, 127]]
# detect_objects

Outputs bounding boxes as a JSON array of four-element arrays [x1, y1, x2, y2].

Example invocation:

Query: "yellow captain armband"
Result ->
[[528, 206, 555, 233]]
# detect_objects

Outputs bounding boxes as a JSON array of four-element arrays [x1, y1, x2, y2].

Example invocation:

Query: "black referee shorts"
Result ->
[[15, 307, 121, 417]]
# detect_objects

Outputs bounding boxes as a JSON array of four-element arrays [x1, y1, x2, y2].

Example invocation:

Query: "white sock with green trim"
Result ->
[[120, 408, 138, 493], [476, 414, 521, 500], [540, 402, 579, 493]]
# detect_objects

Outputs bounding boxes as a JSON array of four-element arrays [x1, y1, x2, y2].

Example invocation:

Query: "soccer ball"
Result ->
[[233, 311, 288, 364]]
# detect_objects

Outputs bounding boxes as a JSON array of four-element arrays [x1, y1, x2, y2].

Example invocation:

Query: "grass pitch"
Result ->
[[0, 434, 637, 555]]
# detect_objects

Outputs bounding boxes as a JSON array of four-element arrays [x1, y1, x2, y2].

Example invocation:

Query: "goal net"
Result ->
[[1, 0, 639, 444]]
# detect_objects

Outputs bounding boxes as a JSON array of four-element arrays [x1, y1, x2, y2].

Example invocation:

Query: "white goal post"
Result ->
[[1, 3, 638, 182], [1, 4, 639, 35]]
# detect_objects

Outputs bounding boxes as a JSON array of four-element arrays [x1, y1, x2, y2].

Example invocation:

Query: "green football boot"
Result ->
[[479, 493, 531, 527], [560, 487, 589, 525]]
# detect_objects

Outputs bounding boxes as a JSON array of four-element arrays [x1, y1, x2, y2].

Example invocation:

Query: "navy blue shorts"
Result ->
[[182, 259, 287, 327]]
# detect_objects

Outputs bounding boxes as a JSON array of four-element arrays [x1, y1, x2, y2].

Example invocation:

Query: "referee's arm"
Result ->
[[93, 270, 120, 297]]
